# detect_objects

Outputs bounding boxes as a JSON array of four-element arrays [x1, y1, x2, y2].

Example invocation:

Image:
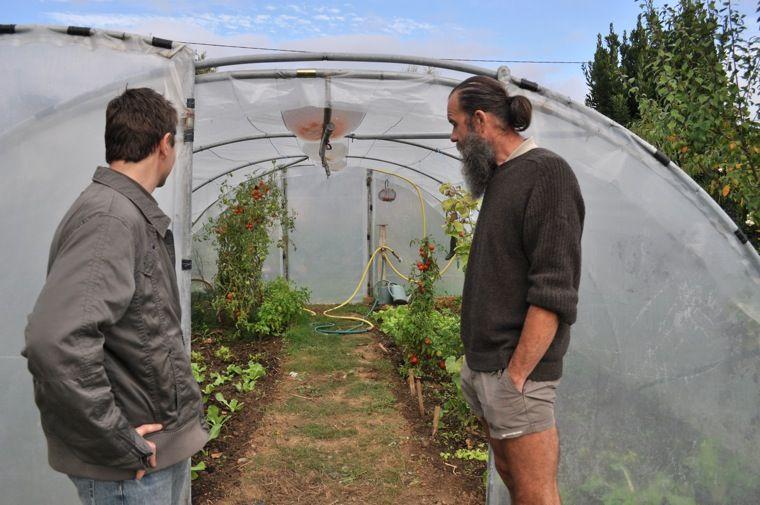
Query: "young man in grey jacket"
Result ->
[[23, 88, 207, 504], [448, 76, 584, 505]]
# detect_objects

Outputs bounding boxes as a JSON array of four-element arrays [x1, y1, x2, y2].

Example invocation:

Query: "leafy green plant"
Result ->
[[585, 0, 759, 247], [214, 392, 244, 413], [440, 183, 479, 269], [190, 460, 206, 480], [209, 371, 233, 387], [251, 277, 310, 337], [235, 360, 266, 393], [205, 404, 231, 441], [213, 345, 234, 362], [442, 356, 476, 428], [375, 302, 462, 375], [206, 173, 296, 337], [191, 361, 207, 384]]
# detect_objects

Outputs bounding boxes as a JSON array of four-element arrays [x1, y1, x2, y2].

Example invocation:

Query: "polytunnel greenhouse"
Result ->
[[1, 25, 759, 505]]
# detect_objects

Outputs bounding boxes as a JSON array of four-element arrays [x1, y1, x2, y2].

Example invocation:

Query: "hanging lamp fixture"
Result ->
[[378, 179, 397, 202]]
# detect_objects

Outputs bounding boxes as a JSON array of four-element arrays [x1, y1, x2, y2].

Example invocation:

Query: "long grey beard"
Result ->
[[458, 132, 497, 199]]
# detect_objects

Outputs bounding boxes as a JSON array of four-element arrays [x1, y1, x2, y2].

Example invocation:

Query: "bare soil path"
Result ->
[[213, 316, 484, 505]]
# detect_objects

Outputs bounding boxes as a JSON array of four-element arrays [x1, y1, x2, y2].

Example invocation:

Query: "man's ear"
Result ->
[[472, 110, 487, 134], [158, 132, 173, 158]]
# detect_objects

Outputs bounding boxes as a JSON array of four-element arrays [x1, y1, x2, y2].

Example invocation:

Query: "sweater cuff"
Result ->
[[526, 287, 578, 325]]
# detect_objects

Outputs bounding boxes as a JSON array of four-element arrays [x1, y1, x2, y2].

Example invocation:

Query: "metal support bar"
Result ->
[[196, 68, 460, 87], [281, 165, 290, 280], [191, 156, 447, 228], [192, 158, 309, 226], [196, 52, 496, 78], [364, 138, 459, 160], [366, 170, 374, 297], [192, 155, 307, 192], [194, 133, 296, 153], [194, 132, 452, 153]]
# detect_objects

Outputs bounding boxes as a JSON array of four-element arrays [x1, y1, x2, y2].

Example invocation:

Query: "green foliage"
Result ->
[[234, 360, 267, 393], [587, 0, 759, 247], [376, 304, 462, 370], [567, 439, 760, 504], [584, 24, 635, 125], [190, 460, 206, 480], [251, 277, 311, 337], [629, 0, 758, 245], [206, 172, 296, 338], [205, 404, 230, 441], [439, 183, 479, 269], [213, 345, 234, 362], [214, 392, 244, 413], [441, 355, 476, 428], [191, 361, 206, 384], [685, 438, 759, 503]]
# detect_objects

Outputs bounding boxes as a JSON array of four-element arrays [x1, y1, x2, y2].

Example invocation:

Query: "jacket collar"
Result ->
[[92, 166, 171, 237]]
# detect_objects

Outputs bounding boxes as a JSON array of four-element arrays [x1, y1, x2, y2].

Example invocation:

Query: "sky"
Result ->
[[4, 0, 758, 102]]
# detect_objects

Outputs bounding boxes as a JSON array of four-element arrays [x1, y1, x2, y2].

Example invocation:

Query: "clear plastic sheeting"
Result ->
[[0, 27, 194, 505], [1, 27, 759, 503], [193, 64, 759, 502]]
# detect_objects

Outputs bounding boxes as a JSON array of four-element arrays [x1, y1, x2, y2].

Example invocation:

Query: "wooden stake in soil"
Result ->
[[408, 370, 416, 397], [415, 378, 425, 416], [432, 405, 442, 438]]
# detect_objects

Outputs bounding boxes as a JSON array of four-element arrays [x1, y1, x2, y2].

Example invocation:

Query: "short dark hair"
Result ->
[[451, 76, 532, 132], [105, 88, 178, 163]]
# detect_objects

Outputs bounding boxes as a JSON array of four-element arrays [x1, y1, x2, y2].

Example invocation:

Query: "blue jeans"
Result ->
[[68, 459, 190, 505]]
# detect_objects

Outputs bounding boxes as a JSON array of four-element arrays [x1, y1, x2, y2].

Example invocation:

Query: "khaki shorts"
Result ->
[[460, 357, 559, 439]]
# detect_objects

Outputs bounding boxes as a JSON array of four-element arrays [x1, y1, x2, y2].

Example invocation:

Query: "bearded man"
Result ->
[[448, 76, 585, 505]]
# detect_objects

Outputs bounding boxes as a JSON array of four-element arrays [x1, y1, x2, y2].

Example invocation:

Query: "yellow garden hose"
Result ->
[[316, 245, 401, 333], [310, 168, 459, 333]]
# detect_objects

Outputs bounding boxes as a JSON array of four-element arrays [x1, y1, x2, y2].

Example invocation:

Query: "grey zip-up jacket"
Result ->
[[23, 166, 207, 480]]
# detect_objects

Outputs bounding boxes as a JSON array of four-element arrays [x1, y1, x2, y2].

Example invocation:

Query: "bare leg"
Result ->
[[490, 426, 560, 505]]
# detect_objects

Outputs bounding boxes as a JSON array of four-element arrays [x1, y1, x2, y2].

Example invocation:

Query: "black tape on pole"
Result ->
[[181, 259, 192, 271], [518, 78, 539, 92], [184, 130, 194, 142], [66, 26, 92, 36], [734, 229, 749, 244], [0, 24, 16, 34], [186, 98, 195, 109], [151, 37, 173, 49], [653, 150, 671, 166]]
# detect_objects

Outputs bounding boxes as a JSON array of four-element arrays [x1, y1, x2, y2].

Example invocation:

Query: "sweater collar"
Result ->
[[505, 137, 538, 163], [92, 166, 171, 237]]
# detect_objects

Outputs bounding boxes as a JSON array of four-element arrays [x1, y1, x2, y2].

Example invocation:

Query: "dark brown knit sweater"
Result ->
[[460, 147, 585, 380]]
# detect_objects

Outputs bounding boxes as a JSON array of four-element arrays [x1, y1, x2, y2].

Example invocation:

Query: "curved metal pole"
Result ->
[[192, 155, 308, 192], [196, 68, 461, 87], [193, 133, 458, 160], [192, 163, 310, 227], [192, 157, 450, 227], [196, 52, 496, 78], [194, 133, 295, 153], [362, 138, 459, 161], [346, 156, 447, 185]]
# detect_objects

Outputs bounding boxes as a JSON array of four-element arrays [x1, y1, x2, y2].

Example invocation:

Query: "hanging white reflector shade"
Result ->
[[282, 106, 365, 173], [281, 106, 365, 141]]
